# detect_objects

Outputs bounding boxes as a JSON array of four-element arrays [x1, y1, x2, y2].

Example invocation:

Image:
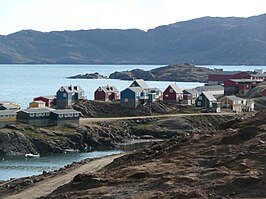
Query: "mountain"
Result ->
[[1, 14, 266, 65]]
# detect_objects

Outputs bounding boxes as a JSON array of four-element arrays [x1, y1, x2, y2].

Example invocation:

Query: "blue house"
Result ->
[[56, 85, 85, 109], [120, 87, 146, 109]]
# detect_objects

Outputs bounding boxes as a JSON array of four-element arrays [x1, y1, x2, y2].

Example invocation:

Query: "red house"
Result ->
[[33, 95, 56, 107], [94, 85, 119, 101], [163, 84, 183, 102], [224, 79, 263, 95], [208, 71, 250, 84]]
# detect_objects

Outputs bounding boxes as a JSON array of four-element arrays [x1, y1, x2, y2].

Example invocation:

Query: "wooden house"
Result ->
[[163, 84, 183, 102], [56, 85, 85, 109], [0, 110, 17, 128], [94, 85, 119, 101], [33, 95, 56, 107], [220, 95, 246, 113], [195, 91, 217, 108], [120, 87, 145, 109], [29, 101, 46, 108]]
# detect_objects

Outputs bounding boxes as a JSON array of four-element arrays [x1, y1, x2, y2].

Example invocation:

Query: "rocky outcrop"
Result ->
[[109, 63, 214, 82], [0, 114, 237, 156], [67, 72, 107, 79]]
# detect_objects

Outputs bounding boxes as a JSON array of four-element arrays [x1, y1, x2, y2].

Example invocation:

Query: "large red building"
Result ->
[[208, 71, 250, 84], [224, 79, 263, 95]]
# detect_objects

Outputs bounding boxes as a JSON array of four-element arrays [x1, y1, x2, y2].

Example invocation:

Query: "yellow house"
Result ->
[[29, 101, 46, 108], [220, 95, 246, 113]]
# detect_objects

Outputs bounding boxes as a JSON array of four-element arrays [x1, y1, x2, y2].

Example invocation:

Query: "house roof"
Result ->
[[228, 79, 264, 83], [51, 109, 80, 115], [0, 104, 19, 110], [0, 101, 19, 105], [98, 85, 119, 93], [221, 95, 244, 102], [183, 88, 200, 95], [34, 95, 56, 100], [169, 84, 183, 93], [0, 110, 17, 116], [31, 101, 46, 104], [127, 87, 144, 93], [202, 91, 217, 101], [210, 71, 246, 75], [196, 85, 224, 92], [59, 85, 84, 93], [20, 107, 54, 114], [130, 79, 149, 89]]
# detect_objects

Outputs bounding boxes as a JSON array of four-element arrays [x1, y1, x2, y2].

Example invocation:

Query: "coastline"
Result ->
[[0, 153, 124, 199]]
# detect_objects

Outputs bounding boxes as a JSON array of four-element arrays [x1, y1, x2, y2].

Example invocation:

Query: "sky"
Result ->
[[1, 0, 266, 35]]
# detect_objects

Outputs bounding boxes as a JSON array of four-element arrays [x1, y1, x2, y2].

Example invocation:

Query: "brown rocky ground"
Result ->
[[40, 111, 266, 198]]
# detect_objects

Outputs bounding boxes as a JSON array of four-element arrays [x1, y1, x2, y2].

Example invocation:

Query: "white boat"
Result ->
[[25, 153, 40, 158], [64, 149, 80, 153]]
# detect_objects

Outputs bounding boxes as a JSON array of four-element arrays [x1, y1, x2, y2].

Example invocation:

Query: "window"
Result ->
[[59, 114, 63, 118], [199, 96, 202, 100], [63, 93, 67, 98], [75, 113, 79, 117], [165, 94, 169, 97], [125, 98, 128, 102], [46, 112, 50, 116], [197, 101, 201, 106], [30, 113, 35, 117], [169, 89, 173, 93]]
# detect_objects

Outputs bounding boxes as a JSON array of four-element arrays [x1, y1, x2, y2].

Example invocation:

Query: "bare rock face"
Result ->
[[0, 128, 38, 155]]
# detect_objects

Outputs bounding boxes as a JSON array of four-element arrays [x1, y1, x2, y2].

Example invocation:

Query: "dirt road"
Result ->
[[4, 154, 123, 199], [80, 112, 238, 124]]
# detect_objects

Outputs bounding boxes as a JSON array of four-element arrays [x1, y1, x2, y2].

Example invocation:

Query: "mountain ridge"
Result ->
[[1, 14, 266, 65]]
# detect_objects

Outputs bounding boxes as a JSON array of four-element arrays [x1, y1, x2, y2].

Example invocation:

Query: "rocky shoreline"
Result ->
[[0, 114, 237, 156]]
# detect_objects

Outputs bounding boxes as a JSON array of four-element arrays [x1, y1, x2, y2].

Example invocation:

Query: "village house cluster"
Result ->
[[1, 68, 265, 128]]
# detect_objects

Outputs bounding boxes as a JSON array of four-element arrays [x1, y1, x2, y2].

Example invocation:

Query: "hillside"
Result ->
[[1, 14, 266, 65], [41, 111, 265, 198]]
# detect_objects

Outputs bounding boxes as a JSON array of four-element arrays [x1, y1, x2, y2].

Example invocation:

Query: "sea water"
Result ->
[[0, 64, 206, 108], [0, 150, 123, 181]]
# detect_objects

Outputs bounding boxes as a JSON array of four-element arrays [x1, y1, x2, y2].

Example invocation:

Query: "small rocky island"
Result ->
[[67, 72, 107, 79], [67, 64, 214, 82]]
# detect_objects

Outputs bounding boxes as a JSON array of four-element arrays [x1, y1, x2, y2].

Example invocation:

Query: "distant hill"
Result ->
[[1, 14, 266, 65]]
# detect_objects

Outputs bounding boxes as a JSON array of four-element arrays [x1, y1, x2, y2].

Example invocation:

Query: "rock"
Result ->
[[67, 72, 107, 79]]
